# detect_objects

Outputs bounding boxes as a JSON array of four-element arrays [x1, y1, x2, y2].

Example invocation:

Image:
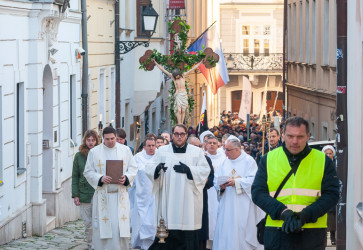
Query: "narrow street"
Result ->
[[0, 219, 337, 250]]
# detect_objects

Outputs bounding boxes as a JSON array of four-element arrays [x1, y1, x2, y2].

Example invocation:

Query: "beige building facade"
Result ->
[[86, 0, 116, 130], [286, 0, 337, 141]]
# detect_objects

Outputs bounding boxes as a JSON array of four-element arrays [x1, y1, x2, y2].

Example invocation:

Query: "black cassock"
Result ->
[[149, 148, 214, 250]]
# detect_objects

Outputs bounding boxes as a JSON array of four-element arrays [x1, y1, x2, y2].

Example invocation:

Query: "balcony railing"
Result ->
[[224, 53, 283, 71]]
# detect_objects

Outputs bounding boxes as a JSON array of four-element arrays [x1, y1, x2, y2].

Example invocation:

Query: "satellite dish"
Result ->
[[62, 0, 70, 13]]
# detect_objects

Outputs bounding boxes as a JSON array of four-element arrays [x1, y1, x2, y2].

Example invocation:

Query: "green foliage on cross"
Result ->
[[139, 17, 217, 125]]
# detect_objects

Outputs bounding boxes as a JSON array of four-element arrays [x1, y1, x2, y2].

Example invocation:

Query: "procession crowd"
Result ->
[[72, 115, 339, 250]]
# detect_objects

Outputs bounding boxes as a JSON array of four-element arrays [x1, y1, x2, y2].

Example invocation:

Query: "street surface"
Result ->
[[0, 219, 336, 250]]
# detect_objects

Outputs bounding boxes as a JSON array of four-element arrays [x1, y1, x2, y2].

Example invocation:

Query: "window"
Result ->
[[57, 77, 61, 146], [70, 75, 77, 141], [312, 0, 316, 64], [322, 124, 328, 140], [264, 39, 270, 55], [293, 3, 297, 61], [288, 4, 292, 61], [242, 25, 250, 35], [253, 25, 261, 35], [16, 82, 25, 172], [323, 0, 330, 65], [254, 39, 260, 56], [243, 39, 249, 55], [263, 25, 271, 35], [136, 0, 151, 37], [305, 1, 310, 62], [110, 68, 115, 127], [98, 69, 106, 125], [299, 1, 303, 62]]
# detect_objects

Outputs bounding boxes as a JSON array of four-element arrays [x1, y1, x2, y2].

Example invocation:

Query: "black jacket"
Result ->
[[251, 143, 339, 249], [197, 155, 215, 241]]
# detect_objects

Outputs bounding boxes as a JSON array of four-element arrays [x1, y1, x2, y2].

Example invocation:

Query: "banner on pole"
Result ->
[[238, 76, 252, 122]]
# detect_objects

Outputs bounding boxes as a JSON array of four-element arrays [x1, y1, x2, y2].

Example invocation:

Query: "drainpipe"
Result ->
[[115, 0, 121, 128], [336, 0, 348, 249], [81, 0, 89, 134], [282, 0, 287, 120]]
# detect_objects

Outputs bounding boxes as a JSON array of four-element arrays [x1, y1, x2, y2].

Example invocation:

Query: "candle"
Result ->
[[99, 114, 102, 122]]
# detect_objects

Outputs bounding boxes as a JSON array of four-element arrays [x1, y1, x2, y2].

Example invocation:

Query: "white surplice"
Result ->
[[84, 143, 138, 250], [145, 143, 210, 230], [206, 150, 226, 248], [129, 150, 156, 250], [212, 151, 264, 250]]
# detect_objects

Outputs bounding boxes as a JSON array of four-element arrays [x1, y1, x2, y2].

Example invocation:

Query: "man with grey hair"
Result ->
[[213, 136, 264, 250]]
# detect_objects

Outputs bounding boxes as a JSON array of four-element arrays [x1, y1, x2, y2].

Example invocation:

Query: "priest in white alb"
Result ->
[[213, 136, 264, 250], [146, 124, 211, 250], [204, 134, 226, 249], [84, 126, 138, 250], [129, 136, 157, 249]]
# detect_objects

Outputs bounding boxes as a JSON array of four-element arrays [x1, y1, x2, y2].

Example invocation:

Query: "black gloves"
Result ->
[[281, 209, 306, 234], [173, 161, 193, 180], [154, 163, 167, 179]]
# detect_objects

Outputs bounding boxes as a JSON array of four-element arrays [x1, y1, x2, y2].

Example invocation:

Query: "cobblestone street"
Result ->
[[0, 218, 337, 250], [0, 220, 87, 250]]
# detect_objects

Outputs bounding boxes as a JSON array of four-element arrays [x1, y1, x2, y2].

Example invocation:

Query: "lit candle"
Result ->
[[99, 114, 102, 122]]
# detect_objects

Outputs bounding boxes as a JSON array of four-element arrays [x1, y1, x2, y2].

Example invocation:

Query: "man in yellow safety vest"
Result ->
[[252, 116, 339, 250]]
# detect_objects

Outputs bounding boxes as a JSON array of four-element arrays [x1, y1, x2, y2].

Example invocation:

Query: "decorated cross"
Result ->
[[139, 18, 219, 125]]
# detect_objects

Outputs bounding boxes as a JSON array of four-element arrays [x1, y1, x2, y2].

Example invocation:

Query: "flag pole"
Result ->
[[187, 21, 217, 50]]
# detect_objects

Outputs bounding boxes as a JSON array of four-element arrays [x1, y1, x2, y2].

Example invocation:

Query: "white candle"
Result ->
[[99, 114, 102, 122]]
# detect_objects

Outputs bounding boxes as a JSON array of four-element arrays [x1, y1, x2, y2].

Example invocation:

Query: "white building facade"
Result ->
[[0, 0, 81, 244], [219, 0, 284, 118], [347, 0, 363, 248]]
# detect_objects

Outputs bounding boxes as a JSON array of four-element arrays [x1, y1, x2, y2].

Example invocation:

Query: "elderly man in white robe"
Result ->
[[129, 136, 157, 249], [204, 134, 226, 249], [213, 136, 264, 250], [84, 126, 138, 250], [146, 124, 211, 250]]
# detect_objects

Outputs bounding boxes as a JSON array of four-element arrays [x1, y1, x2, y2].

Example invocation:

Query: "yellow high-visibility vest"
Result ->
[[266, 147, 327, 228]]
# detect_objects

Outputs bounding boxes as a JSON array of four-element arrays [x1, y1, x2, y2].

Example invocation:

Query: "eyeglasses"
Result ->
[[173, 132, 186, 138]]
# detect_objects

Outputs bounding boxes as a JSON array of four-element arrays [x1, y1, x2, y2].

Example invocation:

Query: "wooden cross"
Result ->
[[102, 216, 109, 223], [121, 214, 127, 222], [96, 160, 104, 173]]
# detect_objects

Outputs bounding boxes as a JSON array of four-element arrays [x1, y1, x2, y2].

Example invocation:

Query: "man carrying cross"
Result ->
[[152, 59, 202, 124], [84, 126, 138, 249]]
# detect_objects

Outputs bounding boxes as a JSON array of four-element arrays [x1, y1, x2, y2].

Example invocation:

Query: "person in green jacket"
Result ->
[[72, 129, 99, 249]]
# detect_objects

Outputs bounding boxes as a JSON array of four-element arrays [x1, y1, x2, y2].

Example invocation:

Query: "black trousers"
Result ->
[[149, 230, 199, 250], [264, 227, 327, 250]]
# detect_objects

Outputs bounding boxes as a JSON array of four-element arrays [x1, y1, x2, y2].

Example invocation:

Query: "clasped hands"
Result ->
[[219, 178, 235, 190], [101, 175, 126, 185], [154, 162, 193, 180], [280, 209, 306, 234]]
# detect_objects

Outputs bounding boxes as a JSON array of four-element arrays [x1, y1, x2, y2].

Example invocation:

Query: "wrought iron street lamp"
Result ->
[[117, 2, 159, 54]]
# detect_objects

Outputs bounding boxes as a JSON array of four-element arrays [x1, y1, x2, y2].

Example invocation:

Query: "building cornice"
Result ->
[[286, 82, 336, 100]]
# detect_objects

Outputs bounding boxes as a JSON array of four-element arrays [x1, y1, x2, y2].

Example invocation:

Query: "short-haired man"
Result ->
[[216, 133, 230, 155], [130, 137, 157, 249], [252, 117, 339, 249], [187, 136, 214, 250], [155, 136, 165, 148], [213, 136, 264, 249], [161, 131, 171, 144], [84, 126, 138, 249], [147, 124, 210, 249], [255, 128, 282, 163], [204, 135, 226, 249], [116, 128, 134, 154]]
